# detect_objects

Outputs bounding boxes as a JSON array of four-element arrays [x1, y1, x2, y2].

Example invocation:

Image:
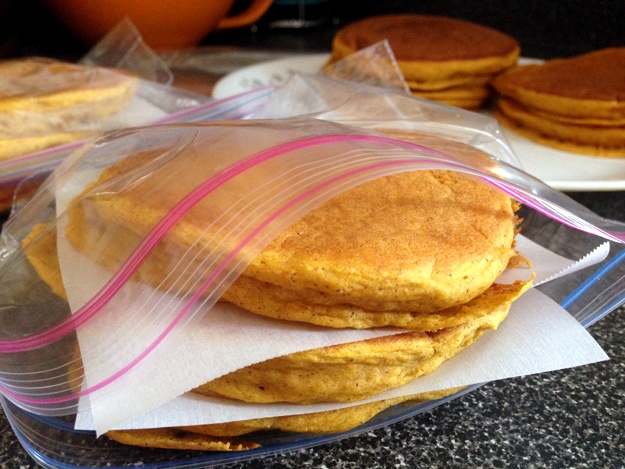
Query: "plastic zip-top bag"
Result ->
[[0, 19, 214, 214], [0, 100, 623, 466]]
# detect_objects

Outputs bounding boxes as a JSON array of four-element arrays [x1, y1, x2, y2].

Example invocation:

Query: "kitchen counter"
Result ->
[[1, 4, 625, 468]]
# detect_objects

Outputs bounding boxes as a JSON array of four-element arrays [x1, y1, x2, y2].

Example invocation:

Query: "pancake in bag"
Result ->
[[219, 170, 521, 328], [20, 128, 532, 451], [193, 283, 528, 404], [0, 57, 137, 162], [21, 132, 530, 403]]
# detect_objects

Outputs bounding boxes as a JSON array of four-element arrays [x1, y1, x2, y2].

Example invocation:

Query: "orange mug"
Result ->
[[44, 0, 273, 49]]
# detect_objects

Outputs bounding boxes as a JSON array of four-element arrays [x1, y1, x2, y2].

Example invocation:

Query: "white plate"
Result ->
[[212, 54, 625, 192], [212, 53, 329, 99]]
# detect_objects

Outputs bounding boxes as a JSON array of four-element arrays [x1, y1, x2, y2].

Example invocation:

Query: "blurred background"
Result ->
[[0, 0, 623, 61]]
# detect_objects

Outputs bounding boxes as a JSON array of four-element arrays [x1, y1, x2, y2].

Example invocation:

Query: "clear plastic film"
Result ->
[[0, 58, 209, 160], [79, 18, 174, 85], [321, 40, 411, 94], [0, 118, 623, 467], [0, 58, 138, 150]]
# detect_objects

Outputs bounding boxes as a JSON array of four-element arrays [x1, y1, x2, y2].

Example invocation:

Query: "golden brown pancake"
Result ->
[[0, 130, 92, 162], [222, 276, 528, 330], [494, 108, 625, 157], [414, 84, 491, 100], [329, 15, 519, 109], [411, 84, 492, 110], [23, 170, 524, 330], [331, 15, 520, 81], [105, 427, 259, 451], [230, 170, 516, 313], [0, 57, 136, 127], [62, 167, 518, 326], [183, 388, 461, 437], [21, 129, 522, 330], [21, 223, 67, 299], [491, 48, 625, 121], [510, 102, 625, 128], [496, 98, 625, 148], [491, 48, 625, 157], [405, 73, 494, 92]]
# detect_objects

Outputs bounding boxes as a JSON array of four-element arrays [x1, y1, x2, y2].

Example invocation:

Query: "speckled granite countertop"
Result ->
[[1, 4, 625, 467]]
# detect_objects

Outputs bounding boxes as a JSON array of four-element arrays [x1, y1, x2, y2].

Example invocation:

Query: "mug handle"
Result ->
[[217, 0, 273, 29]]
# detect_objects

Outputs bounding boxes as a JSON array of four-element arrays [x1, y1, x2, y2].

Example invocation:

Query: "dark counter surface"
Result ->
[[1, 2, 625, 467]]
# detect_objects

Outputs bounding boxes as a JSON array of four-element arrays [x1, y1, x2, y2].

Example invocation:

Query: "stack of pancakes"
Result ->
[[328, 15, 520, 109], [491, 48, 625, 157], [0, 57, 137, 162], [22, 130, 530, 451]]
